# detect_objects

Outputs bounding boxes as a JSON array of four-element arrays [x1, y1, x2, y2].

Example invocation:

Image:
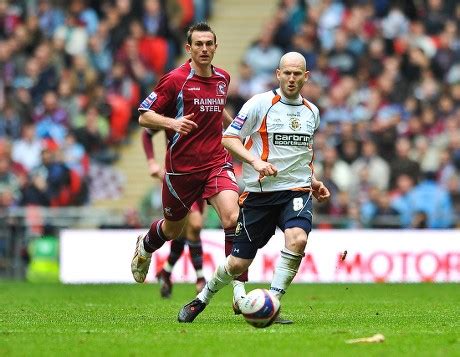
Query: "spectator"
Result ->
[[0, 155, 21, 207], [350, 140, 390, 192], [244, 23, 283, 84], [12, 123, 42, 171], [389, 137, 420, 189], [406, 171, 454, 228], [391, 174, 416, 228]]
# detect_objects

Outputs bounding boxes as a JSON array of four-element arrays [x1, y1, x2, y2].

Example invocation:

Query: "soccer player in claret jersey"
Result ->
[[141, 129, 206, 297], [178, 52, 330, 323], [131, 22, 248, 306]]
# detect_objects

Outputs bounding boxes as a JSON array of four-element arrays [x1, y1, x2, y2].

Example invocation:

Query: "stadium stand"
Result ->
[[0, 0, 459, 278]]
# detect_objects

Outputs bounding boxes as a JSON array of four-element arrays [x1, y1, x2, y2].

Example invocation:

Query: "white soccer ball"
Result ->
[[239, 288, 280, 328]]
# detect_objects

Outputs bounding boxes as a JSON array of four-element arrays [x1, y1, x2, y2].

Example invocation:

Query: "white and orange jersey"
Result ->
[[224, 89, 320, 192]]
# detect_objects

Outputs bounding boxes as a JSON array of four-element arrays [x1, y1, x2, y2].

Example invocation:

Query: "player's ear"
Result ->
[[185, 43, 191, 54], [304, 71, 310, 82], [276, 68, 281, 80]]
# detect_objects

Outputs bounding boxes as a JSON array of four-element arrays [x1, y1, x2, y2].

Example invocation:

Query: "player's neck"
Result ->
[[190, 61, 213, 77], [278, 89, 302, 104]]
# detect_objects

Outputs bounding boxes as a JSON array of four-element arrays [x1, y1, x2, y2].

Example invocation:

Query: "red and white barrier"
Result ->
[[60, 229, 460, 283]]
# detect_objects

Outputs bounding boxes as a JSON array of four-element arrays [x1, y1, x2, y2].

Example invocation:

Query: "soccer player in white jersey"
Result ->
[[178, 52, 330, 323]]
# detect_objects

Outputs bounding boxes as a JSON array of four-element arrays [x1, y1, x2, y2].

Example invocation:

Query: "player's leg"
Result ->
[[186, 203, 206, 293], [178, 197, 276, 322], [177, 253, 254, 323], [270, 192, 312, 312], [207, 189, 249, 304], [132, 173, 201, 283], [204, 166, 248, 303], [131, 216, 189, 283], [156, 238, 186, 298]]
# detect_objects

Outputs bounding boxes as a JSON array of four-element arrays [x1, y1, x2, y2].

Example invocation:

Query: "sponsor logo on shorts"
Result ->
[[273, 133, 312, 147], [140, 91, 157, 109], [235, 222, 242, 236], [164, 207, 172, 217]]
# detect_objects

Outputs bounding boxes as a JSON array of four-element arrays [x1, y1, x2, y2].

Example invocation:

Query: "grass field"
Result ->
[[0, 282, 459, 356]]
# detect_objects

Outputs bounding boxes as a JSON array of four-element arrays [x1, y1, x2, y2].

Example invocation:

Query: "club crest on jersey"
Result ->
[[289, 117, 301, 131], [140, 91, 157, 109], [216, 81, 227, 96]]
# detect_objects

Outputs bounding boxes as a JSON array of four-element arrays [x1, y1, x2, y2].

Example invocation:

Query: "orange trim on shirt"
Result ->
[[303, 98, 313, 111], [290, 187, 313, 192], [238, 191, 249, 206], [257, 94, 281, 162], [258, 115, 269, 161], [244, 137, 253, 150], [309, 151, 315, 173]]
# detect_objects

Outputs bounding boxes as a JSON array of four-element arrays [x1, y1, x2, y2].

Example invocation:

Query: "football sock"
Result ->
[[197, 259, 234, 304], [187, 239, 204, 279], [164, 238, 186, 273], [224, 227, 248, 283], [143, 219, 168, 253], [232, 280, 246, 301], [270, 247, 304, 300]]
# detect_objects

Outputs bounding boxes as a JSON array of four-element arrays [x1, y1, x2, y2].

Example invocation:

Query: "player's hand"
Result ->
[[147, 159, 164, 180], [171, 113, 198, 135], [252, 159, 278, 178], [311, 179, 330, 202]]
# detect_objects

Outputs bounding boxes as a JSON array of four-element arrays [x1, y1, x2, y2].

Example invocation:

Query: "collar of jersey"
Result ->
[[275, 88, 303, 105]]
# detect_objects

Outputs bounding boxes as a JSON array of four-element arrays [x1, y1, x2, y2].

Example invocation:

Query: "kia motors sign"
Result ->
[[60, 229, 460, 283]]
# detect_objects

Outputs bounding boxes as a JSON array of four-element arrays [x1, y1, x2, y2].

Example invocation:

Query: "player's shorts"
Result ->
[[232, 190, 313, 259], [162, 163, 239, 221]]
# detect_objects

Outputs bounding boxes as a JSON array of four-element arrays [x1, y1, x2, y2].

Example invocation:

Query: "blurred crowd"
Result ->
[[225, 0, 460, 229], [0, 0, 211, 208], [0, 0, 458, 229]]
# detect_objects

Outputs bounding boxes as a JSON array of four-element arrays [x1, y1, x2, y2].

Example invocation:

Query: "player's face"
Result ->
[[276, 61, 309, 99], [186, 31, 217, 67]]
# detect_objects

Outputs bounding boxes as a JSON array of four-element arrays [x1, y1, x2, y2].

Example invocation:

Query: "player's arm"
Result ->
[[222, 136, 277, 178], [222, 109, 233, 129], [311, 174, 330, 202], [138, 110, 197, 135], [141, 129, 164, 180]]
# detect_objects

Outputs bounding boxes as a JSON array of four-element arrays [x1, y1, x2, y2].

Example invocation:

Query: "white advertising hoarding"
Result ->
[[60, 229, 460, 283]]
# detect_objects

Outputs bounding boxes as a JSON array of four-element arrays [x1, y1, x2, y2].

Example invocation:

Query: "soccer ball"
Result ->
[[239, 289, 280, 328]]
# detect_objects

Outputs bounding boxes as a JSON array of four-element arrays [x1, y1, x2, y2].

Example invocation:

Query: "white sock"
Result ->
[[195, 269, 204, 279], [270, 247, 303, 300], [163, 263, 173, 273], [232, 280, 246, 302], [197, 259, 233, 304]]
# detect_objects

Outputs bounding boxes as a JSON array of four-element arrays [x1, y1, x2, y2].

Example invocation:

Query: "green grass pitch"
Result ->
[[1, 282, 459, 356]]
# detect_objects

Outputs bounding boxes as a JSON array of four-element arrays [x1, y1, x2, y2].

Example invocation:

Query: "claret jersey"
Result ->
[[224, 89, 320, 192], [138, 60, 232, 174]]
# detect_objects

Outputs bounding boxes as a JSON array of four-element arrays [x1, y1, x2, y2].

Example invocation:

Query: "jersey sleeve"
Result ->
[[138, 72, 176, 114], [223, 94, 263, 139]]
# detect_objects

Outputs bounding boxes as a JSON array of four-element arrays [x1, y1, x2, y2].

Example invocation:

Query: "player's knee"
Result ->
[[285, 228, 308, 254], [187, 221, 202, 237], [162, 222, 187, 240], [221, 210, 239, 229], [227, 256, 250, 276]]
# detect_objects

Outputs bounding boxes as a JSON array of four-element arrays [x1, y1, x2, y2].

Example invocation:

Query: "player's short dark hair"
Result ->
[[187, 22, 216, 45]]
